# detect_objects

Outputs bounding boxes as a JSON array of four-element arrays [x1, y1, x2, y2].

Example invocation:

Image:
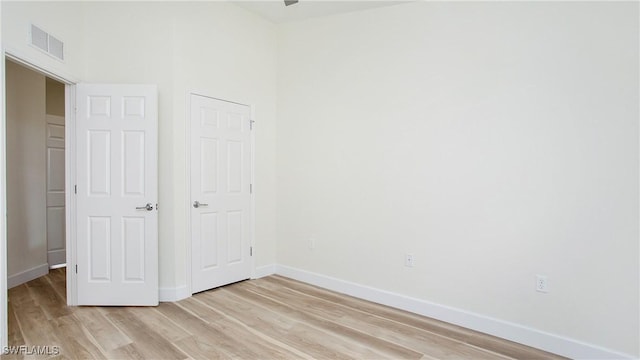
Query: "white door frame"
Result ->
[[0, 49, 79, 347], [185, 91, 256, 296], [1, 48, 6, 352], [64, 83, 78, 306]]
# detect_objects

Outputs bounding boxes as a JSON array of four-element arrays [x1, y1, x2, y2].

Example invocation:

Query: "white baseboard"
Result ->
[[159, 285, 189, 302], [161, 264, 278, 303], [253, 264, 276, 279], [8, 263, 49, 289], [47, 250, 66, 268], [274, 265, 634, 360]]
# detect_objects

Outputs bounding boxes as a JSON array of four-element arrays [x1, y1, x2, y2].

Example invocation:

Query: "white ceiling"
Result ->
[[234, 0, 409, 24]]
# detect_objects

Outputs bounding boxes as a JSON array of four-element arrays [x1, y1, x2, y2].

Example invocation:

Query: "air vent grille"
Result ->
[[31, 25, 48, 52], [30, 24, 64, 61], [48, 35, 64, 60]]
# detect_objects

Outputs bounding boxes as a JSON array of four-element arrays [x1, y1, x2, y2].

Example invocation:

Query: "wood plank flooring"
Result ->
[[6, 268, 566, 359]]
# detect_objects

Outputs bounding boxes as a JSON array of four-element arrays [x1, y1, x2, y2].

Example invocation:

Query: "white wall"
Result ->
[[1, 0, 637, 357], [2, 1, 82, 290], [1, 1, 278, 295], [79, 2, 278, 291], [80, 2, 179, 290], [169, 2, 279, 282], [5, 60, 48, 285], [1, 1, 84, 81], [276, 2, 639, 357]]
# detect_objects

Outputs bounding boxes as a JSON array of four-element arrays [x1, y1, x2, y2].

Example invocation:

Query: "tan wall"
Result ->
[[45, 77, 65, 116], [5, 60, 48, 283]]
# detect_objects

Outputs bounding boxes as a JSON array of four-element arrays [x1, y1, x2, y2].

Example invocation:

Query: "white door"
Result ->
[[190, 94, 252, 294], [76, 84, 158, 305], [46, 114, 66, 267]]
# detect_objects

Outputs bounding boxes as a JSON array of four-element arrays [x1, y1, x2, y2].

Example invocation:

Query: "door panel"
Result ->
[[88, 131, 110, 195], [227, 211, 243, 263], [76, 84, 158, 306], [89, 216, 111, 281], [201, 139, 218, 193], [122, 131, 145, 196], [46, 114, 66, 267], [123, 217, 145, 282], [191, 95, 252, 294]]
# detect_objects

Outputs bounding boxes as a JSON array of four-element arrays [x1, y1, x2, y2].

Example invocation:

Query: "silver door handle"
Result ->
[[136, 203, 153, 211], [193, 201, 209, 208]]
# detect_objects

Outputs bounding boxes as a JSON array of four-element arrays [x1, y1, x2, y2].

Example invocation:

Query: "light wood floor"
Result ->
[[6, 268, 566, 359]]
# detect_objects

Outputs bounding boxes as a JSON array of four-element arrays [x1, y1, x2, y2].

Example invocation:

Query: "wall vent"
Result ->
[[30, 24, 64, 61], [30, 25, 48, 52]]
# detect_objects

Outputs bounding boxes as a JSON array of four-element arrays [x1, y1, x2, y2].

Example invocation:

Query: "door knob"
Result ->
[[136, 203, 154, 211], [193, 201, 209, 208]]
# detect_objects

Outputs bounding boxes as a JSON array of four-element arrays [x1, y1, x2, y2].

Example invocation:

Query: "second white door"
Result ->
[[190, 94, 252, 294], [46, 114, 66, 267]]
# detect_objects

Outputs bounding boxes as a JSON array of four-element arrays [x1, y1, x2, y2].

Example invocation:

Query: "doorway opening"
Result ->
[[5, 59, 66, 288], [3, 55, 77, 349]]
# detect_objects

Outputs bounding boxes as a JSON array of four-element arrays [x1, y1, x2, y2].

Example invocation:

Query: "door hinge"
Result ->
[[74, 185, 77, 194], [249, 119, 255, 130], [75, 264, 78, 274], [250, 246, 253, 256], [250, 184, 253, 194]]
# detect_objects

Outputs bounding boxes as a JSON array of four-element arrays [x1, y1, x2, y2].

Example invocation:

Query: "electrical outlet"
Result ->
[[536, 275, 548, 293], [309, 235, 317, 250], [405, 254, 414, 267]]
